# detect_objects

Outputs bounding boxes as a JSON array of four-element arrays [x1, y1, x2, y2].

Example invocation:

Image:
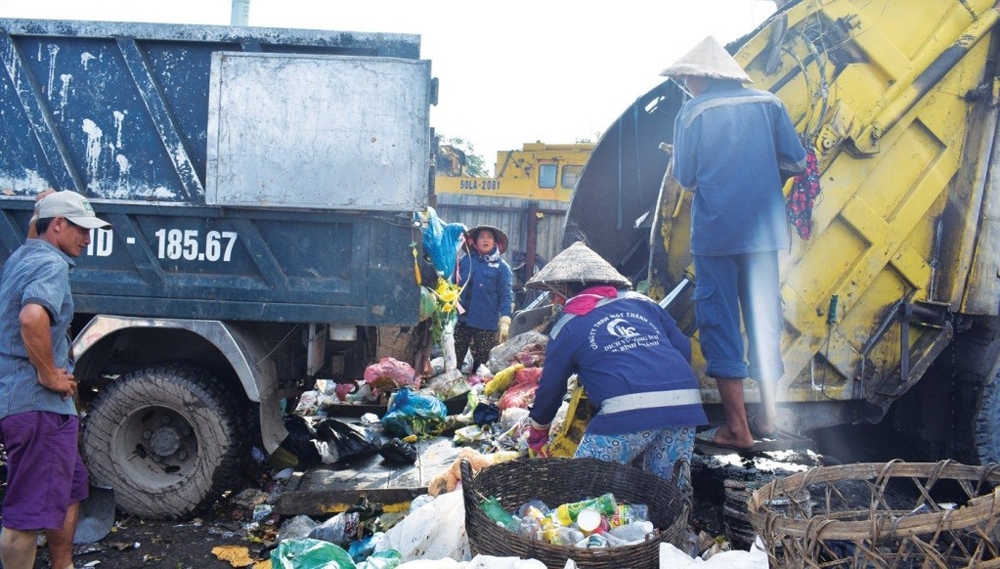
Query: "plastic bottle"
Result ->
[[551, 493, 617, 526], [608, 502, 649, 528], [575, 508, 609, 536], [608, 520, 655, 543], [480, 496, 519, 531]]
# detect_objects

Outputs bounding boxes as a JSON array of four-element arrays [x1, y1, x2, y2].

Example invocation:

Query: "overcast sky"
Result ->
[[0, 0, 776, 174]]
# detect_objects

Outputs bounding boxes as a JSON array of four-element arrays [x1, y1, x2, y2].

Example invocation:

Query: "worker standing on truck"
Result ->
[[525, 242, 708, 492], [454, 225, 514, 376], [0, 191, 111, 569], [663, 36, 806, 452]]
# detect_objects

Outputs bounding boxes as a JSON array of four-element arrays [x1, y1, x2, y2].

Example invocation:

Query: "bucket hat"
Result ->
[[658, 36, 752, 83], [465, 225, 509, 254], [525, 241, 631, 290], [34, 191, 111, 229]]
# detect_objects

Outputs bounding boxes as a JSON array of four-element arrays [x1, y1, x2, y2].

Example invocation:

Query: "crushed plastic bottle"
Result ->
[[551, 493, 617, 526], [480, 496, 519, 531]]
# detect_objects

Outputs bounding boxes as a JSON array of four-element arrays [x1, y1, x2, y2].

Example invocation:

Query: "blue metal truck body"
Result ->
[[0, 18, 435, 519], [0, 18, 430, 324]]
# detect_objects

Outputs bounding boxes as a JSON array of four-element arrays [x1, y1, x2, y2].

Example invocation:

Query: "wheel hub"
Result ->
[[149, 426, 182, 457]]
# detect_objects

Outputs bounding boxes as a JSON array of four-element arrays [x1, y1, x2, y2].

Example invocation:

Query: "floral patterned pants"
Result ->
[[574, 426, 696, 495]]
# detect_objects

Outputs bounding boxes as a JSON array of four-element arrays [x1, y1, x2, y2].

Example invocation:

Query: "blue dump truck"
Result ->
[[0, 19, 435, 518]]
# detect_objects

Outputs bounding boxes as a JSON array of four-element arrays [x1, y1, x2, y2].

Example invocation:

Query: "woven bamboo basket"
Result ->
[[461, 457, 688, 569], [747, 460, 1000, 568]]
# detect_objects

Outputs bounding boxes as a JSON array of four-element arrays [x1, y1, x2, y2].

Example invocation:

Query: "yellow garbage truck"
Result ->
[[562, 0, 1000, 465]]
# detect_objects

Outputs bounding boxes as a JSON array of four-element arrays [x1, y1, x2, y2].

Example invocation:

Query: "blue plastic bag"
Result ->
[[421, 207, 466, 279], [380, 387, 447, 437]]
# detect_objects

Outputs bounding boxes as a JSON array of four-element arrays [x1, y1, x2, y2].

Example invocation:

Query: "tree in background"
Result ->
[[438, 135, 489, 177]]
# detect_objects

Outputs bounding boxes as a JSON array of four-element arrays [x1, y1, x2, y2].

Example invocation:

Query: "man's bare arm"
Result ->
[[19, 303, 76, 398]]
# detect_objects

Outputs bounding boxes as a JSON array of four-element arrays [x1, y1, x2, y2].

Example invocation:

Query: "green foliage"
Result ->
[[440, 135, 489, 177]]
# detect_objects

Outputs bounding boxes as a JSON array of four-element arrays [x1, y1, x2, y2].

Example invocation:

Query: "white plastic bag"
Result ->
[[375, 490, 471, 562], [660, 536, 769, 568]]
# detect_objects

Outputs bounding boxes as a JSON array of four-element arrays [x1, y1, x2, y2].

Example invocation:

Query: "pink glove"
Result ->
[[527, 425, 550, 457]]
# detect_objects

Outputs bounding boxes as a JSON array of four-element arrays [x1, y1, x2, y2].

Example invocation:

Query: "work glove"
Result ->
[[527, 420, 550, 458], [498, 315, 511, 342]]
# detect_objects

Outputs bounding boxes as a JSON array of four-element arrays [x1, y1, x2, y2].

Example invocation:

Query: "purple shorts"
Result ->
[[0, 411, 90, 530]]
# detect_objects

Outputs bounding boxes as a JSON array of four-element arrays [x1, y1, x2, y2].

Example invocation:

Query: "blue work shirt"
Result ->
[[672, 82, 807, 255], [456, 247, 513, 331], [0, 239, 77, 420], [529, 292, 708, 435]]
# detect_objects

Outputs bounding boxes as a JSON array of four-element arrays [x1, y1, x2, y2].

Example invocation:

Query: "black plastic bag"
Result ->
[[268, 415, 380, 470], [378, 438, 417, 464], [313, 418, 381, 465]]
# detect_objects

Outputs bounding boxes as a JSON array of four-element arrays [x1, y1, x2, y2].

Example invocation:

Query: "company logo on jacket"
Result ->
[[588, 312, 660, 353]]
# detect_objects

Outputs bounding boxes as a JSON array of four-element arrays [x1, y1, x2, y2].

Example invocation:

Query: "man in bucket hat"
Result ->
[[453, 224, 514, 377], [525, 242, 707, 492], [0, 191, 110, 569], [663, 36, 807, 451]]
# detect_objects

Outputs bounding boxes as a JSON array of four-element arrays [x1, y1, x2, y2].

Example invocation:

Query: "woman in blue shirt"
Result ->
[[526, 242, 707, 492], [454, 225, 514, 376]]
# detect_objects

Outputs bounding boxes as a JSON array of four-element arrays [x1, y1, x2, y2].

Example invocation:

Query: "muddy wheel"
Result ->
[[81, 364, 249, 519]]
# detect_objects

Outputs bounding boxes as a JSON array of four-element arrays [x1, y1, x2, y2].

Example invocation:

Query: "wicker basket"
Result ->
[[461, 457, 688, 569], [747, 460, 1000, 568]]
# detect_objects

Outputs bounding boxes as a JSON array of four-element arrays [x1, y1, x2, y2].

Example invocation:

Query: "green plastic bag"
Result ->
[[271, 538, 356, 569], [356, 550, 403, 569]]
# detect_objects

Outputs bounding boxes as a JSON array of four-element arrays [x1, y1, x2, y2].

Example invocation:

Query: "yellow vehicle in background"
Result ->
[[436, 142, 593, 202], [560, 0, 1000, 465]]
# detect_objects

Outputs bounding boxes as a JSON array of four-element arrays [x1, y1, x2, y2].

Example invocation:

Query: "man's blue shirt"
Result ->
[[0, 239, 77, 419], [672, 82, 807, 255]]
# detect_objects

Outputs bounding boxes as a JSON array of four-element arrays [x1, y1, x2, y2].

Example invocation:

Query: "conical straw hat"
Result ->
[[658, 36, 752, 83], [526, 241, 631, 290]]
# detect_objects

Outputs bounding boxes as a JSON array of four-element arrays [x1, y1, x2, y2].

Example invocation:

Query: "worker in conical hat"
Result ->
[[662, 36, 807, 452], [453, 224, 514, 378], [525, 242, 707, 493]]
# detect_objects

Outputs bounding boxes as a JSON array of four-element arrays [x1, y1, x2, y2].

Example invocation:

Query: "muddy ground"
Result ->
[[20, 422, 893, 568], [21, 452, 822, 568]]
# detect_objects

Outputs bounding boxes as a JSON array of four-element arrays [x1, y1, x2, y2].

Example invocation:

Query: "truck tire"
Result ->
[[81, 364, 249, 519]]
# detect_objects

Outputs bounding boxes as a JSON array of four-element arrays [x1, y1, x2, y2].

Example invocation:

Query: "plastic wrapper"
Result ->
[[487, 331, 548, 372], [307, 511, 361, 547], [380, 387, 447, 438]]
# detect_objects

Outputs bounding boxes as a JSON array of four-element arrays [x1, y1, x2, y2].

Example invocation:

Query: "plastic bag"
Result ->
[[659, 537, 769, 568], [497, 367, 543, 411], [420, 207, 467, 278], [271, 538, 355, 569], [379, 438, 418, 464], [374, 489, 471, 562], [356, 550, 403, 569], [381, 387, 447, 438], [364, 357, 419, 393], [312, 418, 382, 465], [308, 511, 361, 547]]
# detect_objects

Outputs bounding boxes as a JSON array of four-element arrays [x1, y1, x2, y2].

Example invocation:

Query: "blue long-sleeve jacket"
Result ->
[[455, 247, 513, 331], [529, 292, 708, 435]]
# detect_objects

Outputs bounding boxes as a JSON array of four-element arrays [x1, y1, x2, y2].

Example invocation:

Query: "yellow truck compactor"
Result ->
[[562, 0, 1000, 465]]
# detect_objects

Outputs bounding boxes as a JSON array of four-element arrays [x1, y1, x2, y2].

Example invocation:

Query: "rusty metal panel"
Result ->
[[206, 53, 430, 211]]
